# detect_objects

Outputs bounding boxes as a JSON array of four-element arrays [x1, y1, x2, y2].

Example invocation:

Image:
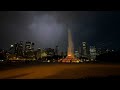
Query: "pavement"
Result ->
[[0, 63, 120, 79]]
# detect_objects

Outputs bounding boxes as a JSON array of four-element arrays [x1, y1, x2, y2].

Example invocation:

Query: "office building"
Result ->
[[14, 43, 20, 55], [36, 48, 42, 60], [45, 48, 55, 56], [74, 51, 80, 58], [82, 42, 88, 57], [24, 41, 35, 57], [18, 41, 24, 56], [25, 42, 34, 52], [90, 46, 96, 61], [55, 46, 58, 55], [8, 44, 14, 54], [78, 46, 82, 57]]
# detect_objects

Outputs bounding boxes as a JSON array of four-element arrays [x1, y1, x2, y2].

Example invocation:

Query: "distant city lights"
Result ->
[[10, 45, 14, 47]]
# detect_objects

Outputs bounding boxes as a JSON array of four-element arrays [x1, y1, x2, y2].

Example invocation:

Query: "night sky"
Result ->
[[0, 11, 120, 52]]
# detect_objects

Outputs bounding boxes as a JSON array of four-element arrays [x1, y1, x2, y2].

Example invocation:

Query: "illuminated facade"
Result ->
[[8, 44, 14, 54], [18, 41, 24, 56], [41, 49, 47, 58], [82, 42, 87, 56], [74, 51, 79, 58], [25, 42, 34, 52], [45, 48, 55, 56], [82, 42, 89, 58], [90, 46, 96, 60], [8, 41, 24, 60], [36, 48, 41, 60], [24, 41, 35, 58]]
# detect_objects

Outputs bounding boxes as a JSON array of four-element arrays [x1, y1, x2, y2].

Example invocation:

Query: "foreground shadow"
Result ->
[[2, 72, 33, 79], [45, 75, 120, 81]]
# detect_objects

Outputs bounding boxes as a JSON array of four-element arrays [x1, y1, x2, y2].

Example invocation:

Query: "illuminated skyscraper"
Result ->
[[25, 42, 34, 52], [8, 44, 14, 54], [24, 41, 35, 57], [82, 42, 87, 57], [18, 41, 24, 56], [74, 51, 79, 58], [36, 48, 41, 60], [90, 46, 96, 60]]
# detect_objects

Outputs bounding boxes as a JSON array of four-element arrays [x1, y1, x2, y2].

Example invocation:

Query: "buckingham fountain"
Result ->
[[58, 29, 80, 63]]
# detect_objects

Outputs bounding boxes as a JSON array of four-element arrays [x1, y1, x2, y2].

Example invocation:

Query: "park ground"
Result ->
[[0, 63, 120, 79]]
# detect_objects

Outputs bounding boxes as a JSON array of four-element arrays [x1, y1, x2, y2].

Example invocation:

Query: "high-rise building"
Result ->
[[24, 41, 35, 57], [55, 46, 58, 55], [18, 41, 24, 56], [12, 41, 24, 56], [74, 51, 79, 58], [36, 48, 42, 60], [90, 46, 96, 61], [82, 42, 88, 57], [8, 44, 14, 54], [45, 48, 55, 56], [78, 47, 82, 57], [41, 48, 47, 58], [25, 42, 34, 52], [14, 43, 19, 54]]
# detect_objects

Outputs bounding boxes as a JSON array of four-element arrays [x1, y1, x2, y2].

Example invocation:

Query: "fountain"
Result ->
[[59, 29, 80, 63]]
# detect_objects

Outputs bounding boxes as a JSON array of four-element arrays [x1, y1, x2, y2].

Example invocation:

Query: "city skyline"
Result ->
[[0, 11, 120, 51], [1, 11, 120, 80]]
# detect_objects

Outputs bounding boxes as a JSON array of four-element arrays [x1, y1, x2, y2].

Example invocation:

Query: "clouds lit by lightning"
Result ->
[[0, 11, 120, 51], [29, 13, 66, 50]]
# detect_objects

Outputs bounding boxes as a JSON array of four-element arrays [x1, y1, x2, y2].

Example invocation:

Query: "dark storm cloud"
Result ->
[[94, 11, 120, 49], [0, 11, 35, 49], [0, 11, 120, 51]]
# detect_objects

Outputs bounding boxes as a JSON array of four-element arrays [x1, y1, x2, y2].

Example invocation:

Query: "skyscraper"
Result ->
[[25, 42, 34, 52], [74, 51, 79, 58], [9, 41, 24, 56], [14, 43, 19, 54], [90, 46, 96, 61], [36, 48, 41, 60], [82, 42, 87, 57], [8, 44, 14, 54], [24, 41, 35, 57], [78, 46, 82, 57], [55, 46, 58, 55], [18, 41, 24, 56]]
